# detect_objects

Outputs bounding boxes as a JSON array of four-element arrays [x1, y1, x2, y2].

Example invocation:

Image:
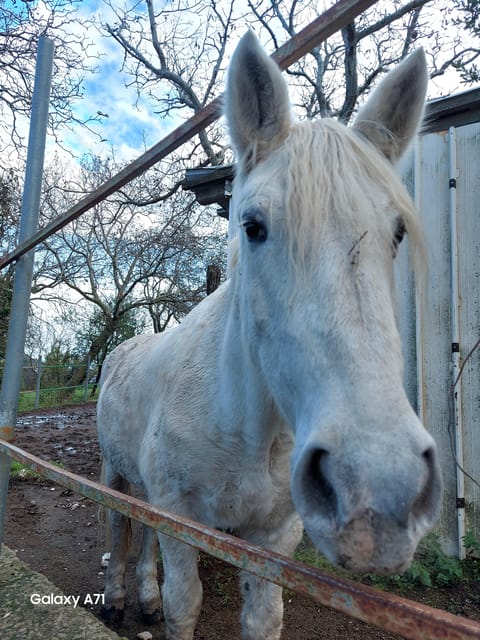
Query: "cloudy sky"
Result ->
[[14, 0, 476, 167], [50, 0, 181, 163]]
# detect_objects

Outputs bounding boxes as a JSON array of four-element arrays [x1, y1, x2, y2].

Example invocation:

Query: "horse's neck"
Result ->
[[217, 278, 286, 455]]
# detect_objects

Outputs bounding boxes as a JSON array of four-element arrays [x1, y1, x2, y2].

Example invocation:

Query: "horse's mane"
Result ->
[[272, 118, 425, 286]]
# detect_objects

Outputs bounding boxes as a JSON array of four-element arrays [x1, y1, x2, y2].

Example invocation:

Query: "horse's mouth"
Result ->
[[310, 509, 417, 575], [338, 554, 411, 575]]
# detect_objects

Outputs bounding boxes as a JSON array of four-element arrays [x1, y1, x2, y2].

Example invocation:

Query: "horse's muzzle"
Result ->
[[291, 432, 443, 574]]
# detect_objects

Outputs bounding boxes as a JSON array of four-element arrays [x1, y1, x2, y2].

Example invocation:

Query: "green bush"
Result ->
[[463, 530, 480, 558], [409, 534, 463, 587]]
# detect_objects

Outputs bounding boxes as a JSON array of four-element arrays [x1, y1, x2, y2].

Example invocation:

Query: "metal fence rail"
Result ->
[[1, 438, 480, 640]]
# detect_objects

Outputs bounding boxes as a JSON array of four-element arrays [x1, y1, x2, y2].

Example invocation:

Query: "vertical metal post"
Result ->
[[448, 126, 466, 559], [0, 36, 54, 549], [83, 355, 91, 402], [413, 136, 426, 424], [35, 355, 43, 409]]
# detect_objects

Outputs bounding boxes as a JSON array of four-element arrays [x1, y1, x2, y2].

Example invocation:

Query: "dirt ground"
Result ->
[[4, 405, 480, 640]]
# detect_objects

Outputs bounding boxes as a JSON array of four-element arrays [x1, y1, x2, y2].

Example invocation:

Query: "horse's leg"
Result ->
[[238, 514, 304, 640], [158, 534, 202, 640], [136, 524, 161, 624], [101, 462, 131, 623]]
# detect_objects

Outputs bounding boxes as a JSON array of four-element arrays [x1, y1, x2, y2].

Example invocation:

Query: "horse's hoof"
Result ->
[[141, 608, 162, 625], [100, 605, 124, 625]]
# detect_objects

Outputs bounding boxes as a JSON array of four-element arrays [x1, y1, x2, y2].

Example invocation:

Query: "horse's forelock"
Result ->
[[278, 119, 426, 288]]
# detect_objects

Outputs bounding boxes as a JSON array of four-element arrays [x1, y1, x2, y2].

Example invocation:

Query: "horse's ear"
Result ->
[[225, 31, 291, 170], [353, 49, 428, 163]]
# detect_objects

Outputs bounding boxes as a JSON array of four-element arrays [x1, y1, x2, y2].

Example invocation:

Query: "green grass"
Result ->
[[9, 460, 44, 481], [9, 459, 67, 481]]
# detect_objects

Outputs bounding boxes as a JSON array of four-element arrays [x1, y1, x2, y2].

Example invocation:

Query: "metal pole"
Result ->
[[83, 355, 90, 402], [448, 126, 466, 559], [34, 355, 42, 409], [0, 36, 54, 549]]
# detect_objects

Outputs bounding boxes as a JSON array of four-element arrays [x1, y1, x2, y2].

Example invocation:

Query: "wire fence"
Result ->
[[0, 358, 99, 411]]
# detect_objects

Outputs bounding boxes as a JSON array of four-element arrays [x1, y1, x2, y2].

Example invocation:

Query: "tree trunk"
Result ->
[[206, 264, 221, 295]]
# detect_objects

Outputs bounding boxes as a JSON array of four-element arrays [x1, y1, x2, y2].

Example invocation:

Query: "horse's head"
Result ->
[[225, 31, 442, 574]]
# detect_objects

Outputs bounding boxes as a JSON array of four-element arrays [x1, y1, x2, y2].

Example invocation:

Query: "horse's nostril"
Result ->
[[308, 448, 337, 516], [412, 446, 442, 520], [422, 447, 432, 462]]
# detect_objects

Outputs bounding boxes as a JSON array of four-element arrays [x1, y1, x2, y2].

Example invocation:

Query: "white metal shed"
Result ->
[[397, 88, 480, 556]]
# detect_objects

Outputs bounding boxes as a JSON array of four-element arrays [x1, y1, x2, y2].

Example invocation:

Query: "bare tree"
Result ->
[[0, 168, 21, 356], [0, 0, 100, 161], [100, 0, 236, 165], [99, 0, 479, 136], [33, 154, 226, 380], [247, 0, 480, 121]]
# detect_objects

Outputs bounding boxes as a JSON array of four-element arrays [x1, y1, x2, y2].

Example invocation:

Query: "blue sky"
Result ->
[[49, 0, 180, 162], [61, 56, 177, 161]]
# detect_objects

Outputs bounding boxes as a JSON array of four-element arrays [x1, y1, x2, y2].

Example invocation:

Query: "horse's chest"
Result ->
[[206, 471, 273, 528], [143, 429, 295, 531], [201, 443, 294, 531]]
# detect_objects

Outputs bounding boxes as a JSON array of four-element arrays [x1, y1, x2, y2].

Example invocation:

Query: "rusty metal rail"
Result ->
[[0, 0, 379, 271], [1, 439, 480, 640]]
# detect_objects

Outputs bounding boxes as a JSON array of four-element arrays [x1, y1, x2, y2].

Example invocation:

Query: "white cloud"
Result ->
[[49, 0, 178, 163]]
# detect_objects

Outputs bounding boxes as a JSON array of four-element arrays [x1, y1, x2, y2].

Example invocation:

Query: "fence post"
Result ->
[[34, 356, 42, 409], [83, 356, 90, 403], [0, 37, 54, 549]]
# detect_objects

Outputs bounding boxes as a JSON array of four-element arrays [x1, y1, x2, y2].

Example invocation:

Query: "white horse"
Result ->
[[97, 31, 442, 640]]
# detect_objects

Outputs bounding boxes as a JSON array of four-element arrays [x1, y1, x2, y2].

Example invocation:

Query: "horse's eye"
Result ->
[[243, 220, 268, 243], [393, 218, 406, 252]]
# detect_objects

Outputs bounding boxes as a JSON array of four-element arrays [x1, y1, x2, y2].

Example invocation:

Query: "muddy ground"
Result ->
[[4, 404, 480, 640]]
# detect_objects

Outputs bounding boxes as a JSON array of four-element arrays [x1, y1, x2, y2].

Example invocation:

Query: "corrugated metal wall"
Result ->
[[397, 122, 480, 556]]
